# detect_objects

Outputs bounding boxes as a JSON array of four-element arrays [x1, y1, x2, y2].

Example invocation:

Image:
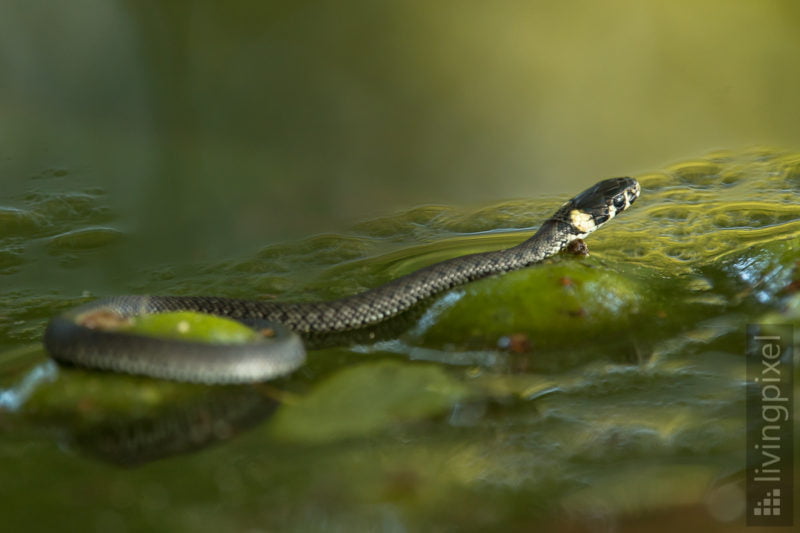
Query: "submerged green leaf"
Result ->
[[271, 360, 469, 443]]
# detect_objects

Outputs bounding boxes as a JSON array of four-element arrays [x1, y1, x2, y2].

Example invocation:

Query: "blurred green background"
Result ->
[[2, 0, 799, 265]]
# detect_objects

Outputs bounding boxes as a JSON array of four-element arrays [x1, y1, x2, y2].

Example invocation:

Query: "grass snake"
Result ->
[[44, 177, 640, 383]]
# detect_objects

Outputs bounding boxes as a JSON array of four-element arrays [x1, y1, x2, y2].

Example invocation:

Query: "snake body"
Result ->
[[44, 177, 640, 383]]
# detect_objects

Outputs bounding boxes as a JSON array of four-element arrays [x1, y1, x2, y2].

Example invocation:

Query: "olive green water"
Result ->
[[1, 149, 799, 531]]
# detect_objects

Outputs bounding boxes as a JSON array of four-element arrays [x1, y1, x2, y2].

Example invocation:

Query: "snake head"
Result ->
[[555, 177, 640, 237]]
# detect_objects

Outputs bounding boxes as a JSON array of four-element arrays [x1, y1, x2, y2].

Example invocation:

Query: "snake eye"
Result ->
[[612, 194, 627, 211]]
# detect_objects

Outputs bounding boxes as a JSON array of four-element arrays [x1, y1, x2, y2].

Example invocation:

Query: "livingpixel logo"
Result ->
[[746, 324, 794, 527]]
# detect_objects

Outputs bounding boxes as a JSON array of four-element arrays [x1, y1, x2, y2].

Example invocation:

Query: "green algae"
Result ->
[[2, 148, 800, 530], [270, 360, 469, 443], [0, 207, 45, 236], [416, 262, 646, 351], [120, 311, 262, 344], [46, 226, 124, 251]]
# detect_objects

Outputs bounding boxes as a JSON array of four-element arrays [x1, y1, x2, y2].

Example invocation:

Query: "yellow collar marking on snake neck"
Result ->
[[569, 209, 597, 234]]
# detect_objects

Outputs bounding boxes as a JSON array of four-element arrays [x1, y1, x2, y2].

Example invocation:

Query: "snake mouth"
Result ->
[[628, 181, 641, 204]]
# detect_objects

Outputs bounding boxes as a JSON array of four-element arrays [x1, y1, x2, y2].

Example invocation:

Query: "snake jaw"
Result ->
[[620, 180, 640, 211]]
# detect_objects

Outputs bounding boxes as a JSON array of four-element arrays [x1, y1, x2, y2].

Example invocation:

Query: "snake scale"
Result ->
[[44, 177, 640, 383]]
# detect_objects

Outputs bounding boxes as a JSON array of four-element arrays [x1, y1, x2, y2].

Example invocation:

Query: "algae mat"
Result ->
[[1, 149, 799, 531]]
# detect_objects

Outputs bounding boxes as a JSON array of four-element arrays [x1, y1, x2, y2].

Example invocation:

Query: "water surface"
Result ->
[[2, 150, 799, 531]]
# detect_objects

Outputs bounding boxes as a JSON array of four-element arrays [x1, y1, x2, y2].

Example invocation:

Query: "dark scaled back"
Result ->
[[45, 177, 641, 384]]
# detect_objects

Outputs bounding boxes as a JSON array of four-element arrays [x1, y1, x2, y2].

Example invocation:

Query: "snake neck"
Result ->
[[124, 219, 579, 335], [266, 218, 577, 333], [509, 219, 576, 265]]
